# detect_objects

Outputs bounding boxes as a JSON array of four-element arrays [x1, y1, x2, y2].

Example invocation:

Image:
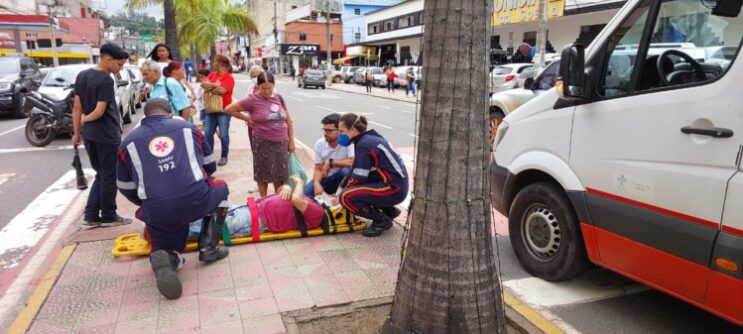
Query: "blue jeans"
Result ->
[[406, 82, 417, 96], [205, 112, 231, 158], [304, 167, 350, 196], [199, 109, 206, 122]]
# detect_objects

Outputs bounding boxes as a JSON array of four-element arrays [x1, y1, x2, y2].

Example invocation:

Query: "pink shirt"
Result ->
[[237, 93, 288, 142], [257, 195, 324, 233]]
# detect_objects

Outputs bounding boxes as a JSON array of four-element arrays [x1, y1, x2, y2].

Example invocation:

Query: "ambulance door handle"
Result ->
[[681, 126, 734, 138]]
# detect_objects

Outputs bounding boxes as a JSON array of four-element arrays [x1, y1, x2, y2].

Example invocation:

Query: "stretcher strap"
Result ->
[[345, 209, 353, 232], [248, 196, 260, 242], [294, 208, 309, 237], [321, 209, 331, 235], [221, 220, 232, 246]]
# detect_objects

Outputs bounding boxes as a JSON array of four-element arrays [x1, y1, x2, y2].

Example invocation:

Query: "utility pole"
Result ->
[[48, 5, 59, 67], [326, 0, 332, 86], [535, 0, 548, 69], [274, 1, 278, 73]]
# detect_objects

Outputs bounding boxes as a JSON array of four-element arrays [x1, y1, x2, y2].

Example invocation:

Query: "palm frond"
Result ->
[[126, 0, 161, 10]]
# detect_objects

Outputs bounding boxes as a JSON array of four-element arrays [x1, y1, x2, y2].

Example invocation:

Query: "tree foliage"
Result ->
[[108, 10, 163, 36]]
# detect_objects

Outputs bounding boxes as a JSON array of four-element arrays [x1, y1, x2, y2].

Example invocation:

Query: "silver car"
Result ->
[[298, 70, 326, 89], [489, 60, 560, 146], [354, 67, 383, 85], [489, 63, 533, 94], [125, 65, 145, 109]]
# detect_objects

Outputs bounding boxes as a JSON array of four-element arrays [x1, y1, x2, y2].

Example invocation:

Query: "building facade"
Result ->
[[341, 0, 401, 45], [361, 0, 424, 66], [491, 0, 626, 58], [247, 0, 307, 64]]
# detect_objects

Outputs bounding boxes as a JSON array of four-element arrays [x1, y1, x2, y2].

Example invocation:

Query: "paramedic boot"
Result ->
[[357, 207, 393, 237], [198, 201, 230, 263], [150, 250, 183, 300], [381, 206, 401, 220]]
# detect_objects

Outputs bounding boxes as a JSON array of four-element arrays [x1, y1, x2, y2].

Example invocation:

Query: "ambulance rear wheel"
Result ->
[[509, 182, 588, 281]]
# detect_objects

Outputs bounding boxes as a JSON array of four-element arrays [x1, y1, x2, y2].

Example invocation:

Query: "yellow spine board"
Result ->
[[112, 209, 366, 257]]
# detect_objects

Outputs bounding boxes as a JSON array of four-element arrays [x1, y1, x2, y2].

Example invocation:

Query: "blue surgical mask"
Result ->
[[338, 134, 352, 147]]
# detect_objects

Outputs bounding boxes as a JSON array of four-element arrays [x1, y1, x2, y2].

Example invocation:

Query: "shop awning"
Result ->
[[0, 49, 89, 58], [333, 56, 357, 64]]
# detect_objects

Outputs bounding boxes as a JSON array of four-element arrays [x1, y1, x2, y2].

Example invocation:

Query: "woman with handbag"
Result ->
[[201, 55, 235, 166], [163, 61, 196, 121], [224, 72, 296, 198]]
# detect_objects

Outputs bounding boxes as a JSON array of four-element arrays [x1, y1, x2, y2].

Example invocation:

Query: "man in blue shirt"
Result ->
[[141, 60, 194, 120], [184, 58, 194, 82]]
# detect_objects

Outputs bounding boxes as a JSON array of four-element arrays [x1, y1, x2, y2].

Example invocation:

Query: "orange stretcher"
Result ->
[[112, 198, 366, 257]]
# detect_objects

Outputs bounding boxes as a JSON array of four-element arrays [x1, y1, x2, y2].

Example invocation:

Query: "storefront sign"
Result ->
[[280, 44, 320, 56], [492, 0, 564, 26], [345, 46, 378, 57]]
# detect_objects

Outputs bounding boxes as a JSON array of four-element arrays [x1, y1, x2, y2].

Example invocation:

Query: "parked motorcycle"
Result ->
[[24, 84, 74, 147]]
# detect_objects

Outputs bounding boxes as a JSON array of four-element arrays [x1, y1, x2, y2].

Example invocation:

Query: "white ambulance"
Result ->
[[491, 0, 743, 325]]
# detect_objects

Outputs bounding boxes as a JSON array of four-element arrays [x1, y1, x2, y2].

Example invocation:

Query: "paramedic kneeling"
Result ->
[[116, 99, 230, 300], [338, 113, 408, 237]]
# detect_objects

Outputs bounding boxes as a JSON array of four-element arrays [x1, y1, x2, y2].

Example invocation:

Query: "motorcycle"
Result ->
[[24, 83, 74, 147]]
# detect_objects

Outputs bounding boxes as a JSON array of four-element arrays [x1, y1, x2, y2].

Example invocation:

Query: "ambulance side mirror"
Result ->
[[557, 44, 586, 101]]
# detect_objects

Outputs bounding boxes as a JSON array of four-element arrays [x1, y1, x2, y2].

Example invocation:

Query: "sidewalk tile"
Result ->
[[303, 274, 351, 307], [36, 288, 85, 319], [198, 269, 234, 293], [113, 316, 157, 334], [269, 278, 314, 312], [257, 245, 294, 269], [198, 288, 238, 309], [73, 323, 116, 334], [242, 313, 286, 334], [289, 249, 325, 266], [265, 264, 303, 282], [122, 285, 162, 306], [200, 320, 244, 334], [296, 262, 333, 278], [237, 296, 279, 318], [158, 294, 198, 316], [231, 265, 269, 287], [235, 281, 275, 302], [75, 298, 122, 329], [200, 303, 242, 326], [310, 236, 345, 251], [157, 310, 199, 333], [117, 301, 159, 323], [26, 318, 70, 334], [334, 270, 385, 300]]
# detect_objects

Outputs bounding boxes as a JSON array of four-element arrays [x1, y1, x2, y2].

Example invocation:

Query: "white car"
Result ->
[[489, 63, 532, 94], [39, 64, 133, 124], [491, 0, 743, 325], [125, 65, 145, 108], [489, 60, 560, 146]]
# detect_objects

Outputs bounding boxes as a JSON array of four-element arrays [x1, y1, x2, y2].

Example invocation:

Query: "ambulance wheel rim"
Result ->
[[523, 205, 561, 261]]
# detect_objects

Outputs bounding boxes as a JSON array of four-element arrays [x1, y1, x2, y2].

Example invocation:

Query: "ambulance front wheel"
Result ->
[[509, 182, 588, 281]]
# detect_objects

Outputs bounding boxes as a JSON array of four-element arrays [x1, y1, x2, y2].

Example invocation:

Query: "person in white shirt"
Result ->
[[305, 113, 355, 196], [195, 69, 209, 126]]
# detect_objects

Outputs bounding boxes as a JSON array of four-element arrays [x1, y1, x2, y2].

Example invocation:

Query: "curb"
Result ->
[[504, 291, 565, 334], [326, 85, 419, 104], [7, 244, 76, 334]]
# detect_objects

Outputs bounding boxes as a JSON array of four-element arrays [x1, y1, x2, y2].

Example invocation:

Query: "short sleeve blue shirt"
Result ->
[[150, 75, 191, 115]]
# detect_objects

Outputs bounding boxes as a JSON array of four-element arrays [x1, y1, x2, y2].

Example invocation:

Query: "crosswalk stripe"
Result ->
[[0, 173, 14, 188]]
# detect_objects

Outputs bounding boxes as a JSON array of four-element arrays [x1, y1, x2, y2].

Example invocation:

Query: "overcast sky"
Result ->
[[98, 0, 164, 19]]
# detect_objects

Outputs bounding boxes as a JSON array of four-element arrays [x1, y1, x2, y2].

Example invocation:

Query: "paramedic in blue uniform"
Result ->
[[116, 98, 230, 300], [338, 113, 408, 237]]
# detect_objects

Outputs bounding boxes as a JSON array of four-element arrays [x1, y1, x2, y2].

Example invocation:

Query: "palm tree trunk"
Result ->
[[383, 0, 505, 333], [163, 0, 181, 60]]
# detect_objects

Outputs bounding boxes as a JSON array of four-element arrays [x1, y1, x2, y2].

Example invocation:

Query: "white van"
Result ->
[[491, 0, 743, 325]]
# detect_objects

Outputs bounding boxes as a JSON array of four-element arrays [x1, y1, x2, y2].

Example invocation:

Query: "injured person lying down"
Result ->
[[187, 176, 328, 239]]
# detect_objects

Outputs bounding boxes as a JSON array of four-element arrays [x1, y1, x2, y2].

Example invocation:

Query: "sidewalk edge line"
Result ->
[[325, 85, 418, 104], [503, 291, 565, 334], [7, 244, 76, 334]]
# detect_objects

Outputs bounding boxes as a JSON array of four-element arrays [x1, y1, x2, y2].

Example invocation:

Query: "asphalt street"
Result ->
[[0, 73, 740, 333]]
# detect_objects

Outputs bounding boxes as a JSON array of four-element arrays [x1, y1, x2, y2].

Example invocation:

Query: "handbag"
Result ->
[[204, 91, 223, 114]]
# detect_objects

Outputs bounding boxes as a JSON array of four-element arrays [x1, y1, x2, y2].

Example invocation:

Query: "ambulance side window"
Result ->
[[598, 0, 652, 97]]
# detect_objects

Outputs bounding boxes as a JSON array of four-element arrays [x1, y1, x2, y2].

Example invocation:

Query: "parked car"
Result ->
[[372, 71, 388, 87], [331, 66, 346, 83], [114, 68, 136, 120], [39, 64, 132, 124], [489, 60, 560, 146], [354, 67, 383, 85], [393, 66, 420, 87], [298, 69, 326, 89], [0, 56, 42, 118], [343, 66, 362, 83], [491, 0, 743, 325], [125, 65, 145, 108], [489, 63, 533, 94]]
